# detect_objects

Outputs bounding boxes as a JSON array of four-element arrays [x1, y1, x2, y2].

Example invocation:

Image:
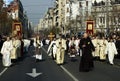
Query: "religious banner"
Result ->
[[86, 20, 94, 35], [12, 22, 22, 37]]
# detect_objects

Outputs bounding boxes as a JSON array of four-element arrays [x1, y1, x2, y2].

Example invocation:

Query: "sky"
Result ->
[[20, 0, 54, 25], [3, 0, 14, 5]]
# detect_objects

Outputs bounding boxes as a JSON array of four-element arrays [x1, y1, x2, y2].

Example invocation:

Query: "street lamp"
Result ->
[[105, 0, 110, 36], [69, 0, 73, 35]]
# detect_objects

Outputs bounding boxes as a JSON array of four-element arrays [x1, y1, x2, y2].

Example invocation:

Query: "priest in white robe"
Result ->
[[105, 38, 118, 65], [74, 37, 80, 55], [1, 37, 13, 67], [99, 37, 108, 60], [11, 37, 17, 60], [56, 34, 66, 65], [47, 38, 57, 60], [92, 36, 100, 58]]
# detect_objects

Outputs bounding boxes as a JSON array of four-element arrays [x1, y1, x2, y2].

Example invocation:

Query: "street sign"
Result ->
[[26, 68, 42, 78], [48, 32, 55, 41]]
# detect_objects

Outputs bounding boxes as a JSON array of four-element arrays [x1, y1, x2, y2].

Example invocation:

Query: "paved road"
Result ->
[[0, 45, 120, 81]]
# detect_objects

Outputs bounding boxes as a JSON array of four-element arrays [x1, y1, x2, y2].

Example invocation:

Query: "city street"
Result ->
[[0, 46, 120, 81], [0, 0, 120, 81]]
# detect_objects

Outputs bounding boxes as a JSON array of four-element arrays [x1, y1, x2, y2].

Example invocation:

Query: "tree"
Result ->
[[0, 7, 12, 35]]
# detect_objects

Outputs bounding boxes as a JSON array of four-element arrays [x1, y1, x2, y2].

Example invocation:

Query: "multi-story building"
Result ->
[[0, 0, 3, 10], [40, 0, 92, 35], [38, 7, 55, 30], [38, 19, 44, 30], [64, 0, 92, 33], [64, 0, 81, 34], [78, 0, 92, 32], [47, 8, 54, 29], [65, 0, 70, 25], [91, 0, 120, 34], [7, 0, 24, 23], [54, 0, 66, 32], [54, 0, 80, 34], [0, 4, 9, 35], [7, 0, 29, 37]]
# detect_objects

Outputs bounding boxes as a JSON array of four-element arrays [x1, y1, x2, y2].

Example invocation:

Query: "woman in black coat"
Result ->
[[79, 33, 95, 72]]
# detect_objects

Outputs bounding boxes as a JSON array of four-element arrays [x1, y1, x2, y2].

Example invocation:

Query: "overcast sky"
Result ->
[[20, 0, 54, 25]]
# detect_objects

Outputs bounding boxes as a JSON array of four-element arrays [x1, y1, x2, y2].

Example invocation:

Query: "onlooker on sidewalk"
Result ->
[[56, 34, 66, 65]]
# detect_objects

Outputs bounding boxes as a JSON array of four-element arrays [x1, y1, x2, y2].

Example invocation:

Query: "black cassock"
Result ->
[[79, 37, 95, 72]]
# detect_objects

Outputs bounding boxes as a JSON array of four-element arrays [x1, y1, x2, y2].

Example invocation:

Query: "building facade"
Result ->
[[91, 0, 120, 34], [7, 0, 29, 37]]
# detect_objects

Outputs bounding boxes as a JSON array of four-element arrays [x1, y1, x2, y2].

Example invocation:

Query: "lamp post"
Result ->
[[69, 0, 73, 35], [105, 0, 110, 36]]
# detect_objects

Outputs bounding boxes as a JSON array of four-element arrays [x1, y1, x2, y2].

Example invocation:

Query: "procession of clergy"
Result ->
[[47, 33, 119, 72], [0, 36, 22, 67], [0, 33, 119, 72]]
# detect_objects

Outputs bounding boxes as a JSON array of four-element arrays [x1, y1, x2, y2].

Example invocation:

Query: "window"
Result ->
[[67, 7, 69, 12], [79, 2, 82, 7], [86, 1, 88, 6]]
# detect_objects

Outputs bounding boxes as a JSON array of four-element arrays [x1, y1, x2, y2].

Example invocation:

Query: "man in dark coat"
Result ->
[[0, 35, 4, 51], [116, 36, 120, 58], [79, 33, 95, 72]]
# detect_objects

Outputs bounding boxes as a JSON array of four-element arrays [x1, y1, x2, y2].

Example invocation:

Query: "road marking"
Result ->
[[0, 68, 8, 76], [26, 68, 42, 78], [42, 47, 79, 81], [60, 66, 79, 81]]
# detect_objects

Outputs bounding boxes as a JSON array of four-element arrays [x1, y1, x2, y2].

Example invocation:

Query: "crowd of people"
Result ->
[[47, 33, 120, 72], [91, 35, 119, 65], [0, 33, 120, 72], [0, 35, 22, 67]]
